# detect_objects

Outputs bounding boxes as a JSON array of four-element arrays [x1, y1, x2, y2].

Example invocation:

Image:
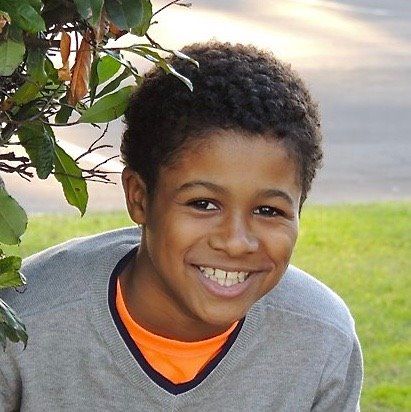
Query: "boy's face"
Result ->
[[123, 130, 301, 338]]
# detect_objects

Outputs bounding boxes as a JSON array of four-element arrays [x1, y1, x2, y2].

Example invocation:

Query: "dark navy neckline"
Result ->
[[107, 248, 245, 395]]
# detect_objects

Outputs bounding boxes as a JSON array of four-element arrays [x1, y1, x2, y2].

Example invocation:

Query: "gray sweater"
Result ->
[[0, 228, 362, 411]]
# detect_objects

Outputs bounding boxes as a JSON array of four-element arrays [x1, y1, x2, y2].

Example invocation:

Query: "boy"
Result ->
[[0, 42, 363, 410]]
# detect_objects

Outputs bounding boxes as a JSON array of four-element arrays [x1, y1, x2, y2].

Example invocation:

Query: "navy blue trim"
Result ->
[[108, 248, 245, 395]]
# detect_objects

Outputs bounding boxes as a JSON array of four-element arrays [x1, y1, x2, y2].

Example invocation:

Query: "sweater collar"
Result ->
[[87, 228, 264, 401]]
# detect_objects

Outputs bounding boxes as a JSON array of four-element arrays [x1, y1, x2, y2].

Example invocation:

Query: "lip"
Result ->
[[192, 265, 257, 299]]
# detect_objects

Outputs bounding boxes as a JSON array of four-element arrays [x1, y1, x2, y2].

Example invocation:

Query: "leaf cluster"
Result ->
[[0, 0, 196, 349], [0, 185, 28, 350]]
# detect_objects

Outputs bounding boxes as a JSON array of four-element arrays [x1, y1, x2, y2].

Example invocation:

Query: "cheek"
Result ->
[[264, 226, 298, 265], [150, 214, 206, 261]]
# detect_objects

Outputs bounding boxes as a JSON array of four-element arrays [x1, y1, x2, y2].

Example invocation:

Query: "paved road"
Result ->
[[3, 0, 410, 213]]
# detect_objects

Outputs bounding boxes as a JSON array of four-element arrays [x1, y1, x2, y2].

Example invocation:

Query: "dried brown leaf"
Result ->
[[60, 30, 71, 65], [108, 21, 127, 40], [1, 98, 14, 112], [0, 12, 10, 34], [58, 63, 71, 81], [95, 9, 108, 44], [68, 32, 92, 105]]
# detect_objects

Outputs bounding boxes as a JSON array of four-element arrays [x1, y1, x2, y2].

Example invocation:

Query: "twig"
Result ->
[[75, 144, 112, 162], [145, 33, 163, 49], [90, 155, 119, 171], [45, 120, 79, 127], [0, 152, 34, 180], [74, 124, 110, 162], [89, 123, 109, 151], [152, 0, 184, 18]]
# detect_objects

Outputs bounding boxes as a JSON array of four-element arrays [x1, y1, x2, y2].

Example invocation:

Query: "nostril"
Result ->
[[208, 232, 258, 256]]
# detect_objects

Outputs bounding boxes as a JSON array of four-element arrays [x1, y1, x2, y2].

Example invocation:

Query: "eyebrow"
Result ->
[[175, 180, 295, 207], [175, 180, 227, 195], [256, 188, 295, 207]]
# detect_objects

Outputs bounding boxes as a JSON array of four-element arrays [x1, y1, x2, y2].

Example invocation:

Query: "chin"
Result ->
[[199, 306, 245, 328]]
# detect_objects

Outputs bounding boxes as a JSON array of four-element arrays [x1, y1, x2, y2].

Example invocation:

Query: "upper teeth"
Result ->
[[199, 266, 250, 287]]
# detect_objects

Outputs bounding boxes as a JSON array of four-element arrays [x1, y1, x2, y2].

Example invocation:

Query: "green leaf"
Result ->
[[160, 61, 193, 92], [133, 47, 193, 91], [73, 0, 104, 27], [26, 48, 48, 83], [103, 50, 139, 78], [13, 49, 48, 105], [0, 0, 45, 33], [0, 26, 25, 76], [97, 55, 121, 84], [0, 255, 25, 290], [54, 104, 74, 124], [79, 85, 134, 123], [96, 67, 131, 98], [44, 56, 60, 84], [55, 93, 74, 124], [18, 121, 55, 179], [0, 298, 27, 350], [171, 49, 199, 68], [130, 0, 152, 36], [0, 187, 28, 245], [89, 55, 100, 104], [53, 144, 88, 215], [26, 0, 42, 12], [105, 0, 152, 33]]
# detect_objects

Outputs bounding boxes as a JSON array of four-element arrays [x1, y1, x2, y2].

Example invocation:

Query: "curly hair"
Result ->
[[121, 41, 322, 207]]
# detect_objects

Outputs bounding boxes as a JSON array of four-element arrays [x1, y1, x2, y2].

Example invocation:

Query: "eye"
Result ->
[[253, 205, 283, 217], [187, 199, 219, 211]]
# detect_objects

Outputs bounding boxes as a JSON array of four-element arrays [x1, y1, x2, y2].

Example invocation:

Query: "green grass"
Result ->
[[3, 202, 411, 410]]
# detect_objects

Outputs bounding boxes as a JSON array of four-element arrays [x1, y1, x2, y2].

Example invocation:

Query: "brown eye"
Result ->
[[188, 200, 219, 211], [253, 206, 282, 217]]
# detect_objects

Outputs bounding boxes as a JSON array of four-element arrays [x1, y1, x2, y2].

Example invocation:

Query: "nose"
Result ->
[[208, 215, 259, 257]]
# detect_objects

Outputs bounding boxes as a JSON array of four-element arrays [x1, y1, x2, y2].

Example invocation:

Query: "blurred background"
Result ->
[[3, 0, 411, 213]]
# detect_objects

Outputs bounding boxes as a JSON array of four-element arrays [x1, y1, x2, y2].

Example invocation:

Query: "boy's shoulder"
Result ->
[[0, 228, 139, 316], [263, 264, 356, 339]]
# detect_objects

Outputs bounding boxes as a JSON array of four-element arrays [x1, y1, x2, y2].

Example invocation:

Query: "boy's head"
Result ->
[[120, 42, 323, 337], [121, 41, 322, 209]]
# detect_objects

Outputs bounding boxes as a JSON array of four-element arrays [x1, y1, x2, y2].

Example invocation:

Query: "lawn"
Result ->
[[3, 202, 410, 410]]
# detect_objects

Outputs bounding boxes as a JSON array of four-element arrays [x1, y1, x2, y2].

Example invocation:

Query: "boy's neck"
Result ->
[[119, 250, 235, 342]]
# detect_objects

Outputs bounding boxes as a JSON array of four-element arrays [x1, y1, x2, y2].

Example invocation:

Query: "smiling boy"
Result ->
[[0, 42, 363, 410]]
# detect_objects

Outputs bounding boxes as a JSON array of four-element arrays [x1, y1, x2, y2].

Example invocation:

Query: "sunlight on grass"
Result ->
[[292, 202, 410, 410]]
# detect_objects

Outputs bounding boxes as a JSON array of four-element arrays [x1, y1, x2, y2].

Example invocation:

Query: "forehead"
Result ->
[[157, 130, 301, 200]]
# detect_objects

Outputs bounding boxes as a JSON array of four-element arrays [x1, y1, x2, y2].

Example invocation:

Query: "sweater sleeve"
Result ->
[[0, 349, 21, 411], [312, 333, 363, 412]]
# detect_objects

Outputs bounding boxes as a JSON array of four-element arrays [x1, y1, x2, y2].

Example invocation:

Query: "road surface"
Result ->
[[3, 0, 410, 213]]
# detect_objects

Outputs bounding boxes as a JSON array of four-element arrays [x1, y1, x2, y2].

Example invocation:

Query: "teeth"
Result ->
[[202, 267, 215, 278], [226, 272, 237, 280], [214, 268, 226, 280], [199, 266, 250, 287], [238, 272, 246, 283], [225, 278, 234, 287]]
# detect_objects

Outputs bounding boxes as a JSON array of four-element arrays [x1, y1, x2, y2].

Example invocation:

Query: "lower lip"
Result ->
[[193, 266, 255, 298]]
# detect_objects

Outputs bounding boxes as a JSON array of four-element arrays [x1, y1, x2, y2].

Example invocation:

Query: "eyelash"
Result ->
[[253, 206, 283, 217], [186, 200, 284, 217]]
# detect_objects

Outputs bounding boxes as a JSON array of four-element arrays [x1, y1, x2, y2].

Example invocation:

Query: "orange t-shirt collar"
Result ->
[[116, 278, 238, 383]]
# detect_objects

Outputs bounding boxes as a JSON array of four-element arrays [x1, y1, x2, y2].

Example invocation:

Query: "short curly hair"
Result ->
[[121, 41, 322, 207]]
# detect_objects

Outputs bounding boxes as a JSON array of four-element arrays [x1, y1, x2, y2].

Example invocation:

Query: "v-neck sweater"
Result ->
[[116, 276, 239, 384], [0, 228, 363, 411]]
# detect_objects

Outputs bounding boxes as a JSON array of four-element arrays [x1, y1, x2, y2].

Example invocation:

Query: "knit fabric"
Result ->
[[0, 228, 363, 411]]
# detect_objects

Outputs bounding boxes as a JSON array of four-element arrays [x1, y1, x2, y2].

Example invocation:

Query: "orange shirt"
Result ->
[[116, 279, 238, 384]]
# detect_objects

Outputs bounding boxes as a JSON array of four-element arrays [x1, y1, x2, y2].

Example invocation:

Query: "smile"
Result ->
[[198, 266, 250, 287]]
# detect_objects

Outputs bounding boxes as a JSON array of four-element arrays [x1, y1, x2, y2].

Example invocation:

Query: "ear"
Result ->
[[122, 167, 148, 225]]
